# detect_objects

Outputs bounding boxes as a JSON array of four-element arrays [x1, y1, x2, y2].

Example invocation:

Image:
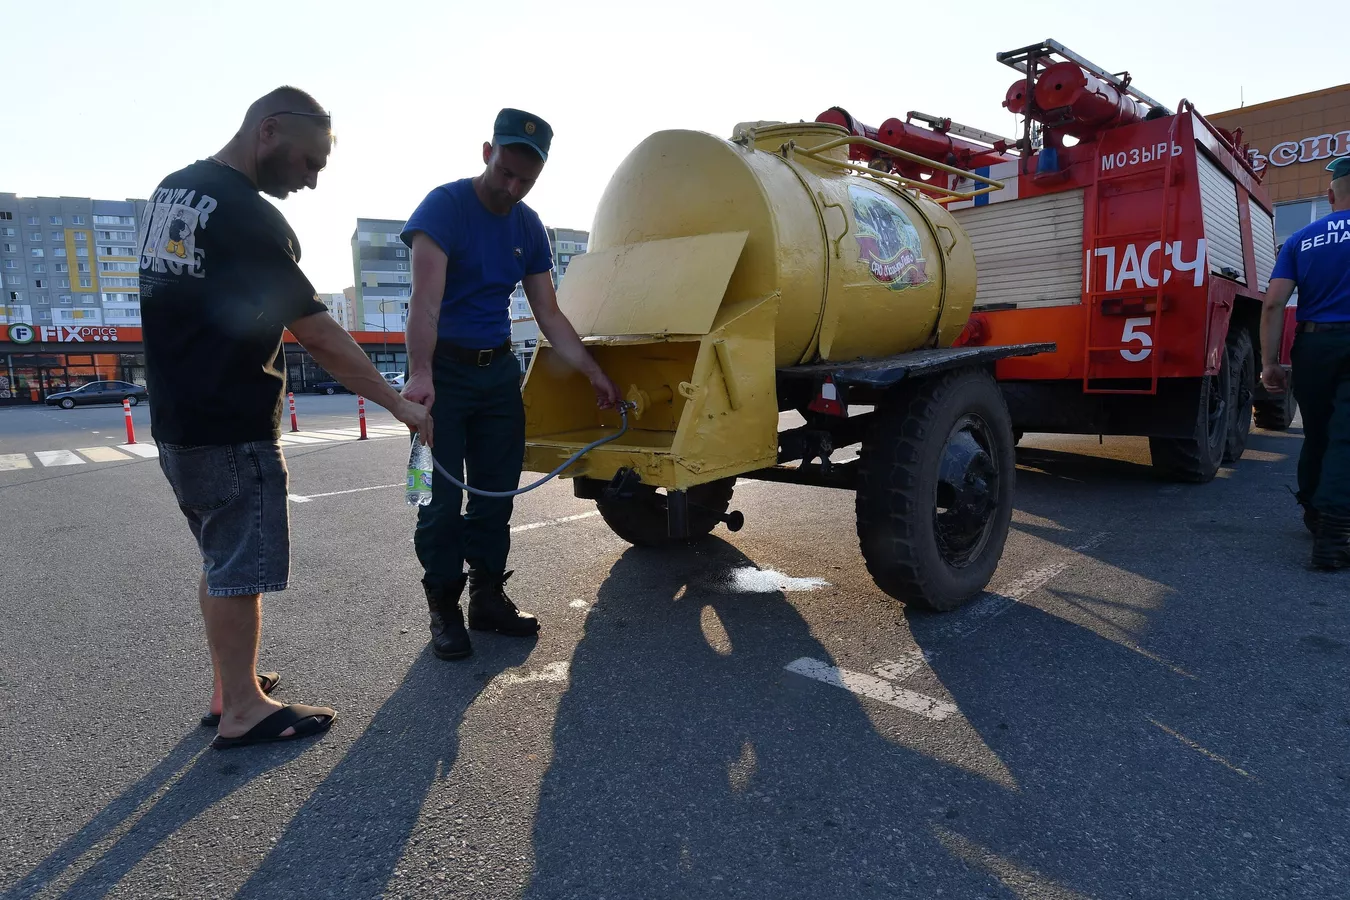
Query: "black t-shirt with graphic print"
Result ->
[[139, 159, 327, 446]]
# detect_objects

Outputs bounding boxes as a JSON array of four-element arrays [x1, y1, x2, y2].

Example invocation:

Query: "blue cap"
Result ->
[[493, 108, 552, 162], [1328, 156, 1350, 182]]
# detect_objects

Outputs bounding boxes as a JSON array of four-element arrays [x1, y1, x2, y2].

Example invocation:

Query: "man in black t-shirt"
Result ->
[[141, 86, 433, 750]]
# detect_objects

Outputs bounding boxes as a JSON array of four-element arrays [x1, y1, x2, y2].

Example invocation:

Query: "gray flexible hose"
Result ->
[[428, 403, 633, 498]]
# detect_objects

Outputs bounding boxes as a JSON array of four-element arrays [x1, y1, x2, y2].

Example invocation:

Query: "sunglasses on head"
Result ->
[[266, 110, 332, 123]]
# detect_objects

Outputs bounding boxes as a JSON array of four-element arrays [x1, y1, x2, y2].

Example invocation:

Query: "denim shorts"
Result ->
[[158, 440, 291, 597]]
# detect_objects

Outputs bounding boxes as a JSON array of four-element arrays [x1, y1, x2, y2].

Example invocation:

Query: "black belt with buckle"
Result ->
[[438, 341, 513, 366], [1297, 321, 1350, 333]]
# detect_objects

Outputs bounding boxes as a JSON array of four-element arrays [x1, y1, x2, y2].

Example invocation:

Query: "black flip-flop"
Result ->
[[210, 703, 336, 750], [199, 672, 281, 727]]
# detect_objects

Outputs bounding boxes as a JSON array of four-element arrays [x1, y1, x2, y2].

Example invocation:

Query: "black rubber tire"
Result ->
[[325, 387, 336, 395], [855, 367, 1016, 612], [596, 478, 736, 547], [125, 395, 139, 407], [1149, 361, 1231, 483], [60, 398, 74, 409], [1223, 328, 1254, 464], [1253, 371, 1297, 431]]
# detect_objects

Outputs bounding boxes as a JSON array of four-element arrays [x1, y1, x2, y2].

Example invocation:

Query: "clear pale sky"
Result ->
[[2, 0, 1330, 292]]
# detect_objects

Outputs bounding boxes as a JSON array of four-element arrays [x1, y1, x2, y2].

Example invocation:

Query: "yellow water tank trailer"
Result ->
[[522, 121, 1050, 610]]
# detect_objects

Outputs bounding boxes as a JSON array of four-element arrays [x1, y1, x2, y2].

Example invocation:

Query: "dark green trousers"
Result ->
[[1291, 330, 1350, 518], [415, 349, 525, 586]]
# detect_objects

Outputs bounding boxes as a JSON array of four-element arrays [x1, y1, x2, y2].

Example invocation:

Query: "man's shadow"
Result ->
[[4, 732, 310, 900], [235, 640, 532, 898]]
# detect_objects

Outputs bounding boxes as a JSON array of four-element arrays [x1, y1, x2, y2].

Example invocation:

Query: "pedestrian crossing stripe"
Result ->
[[4, 427, 404, 470], [77, 446, 133, 462]]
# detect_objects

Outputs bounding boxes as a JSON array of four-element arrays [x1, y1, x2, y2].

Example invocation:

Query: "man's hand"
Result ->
[[1261, 363, 1289, 395], [589, 369, 623, 409], [402, 372, 435, 411], [394, 397, 434, 448]]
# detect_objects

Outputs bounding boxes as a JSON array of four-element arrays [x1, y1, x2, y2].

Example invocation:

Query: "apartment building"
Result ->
[[0, 193, 146, 329], [354, 217, 588, 371]]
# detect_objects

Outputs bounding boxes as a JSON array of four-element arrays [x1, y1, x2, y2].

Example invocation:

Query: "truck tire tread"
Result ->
[[1253, 373, 1297, 431], [855, 367, 1015, 612], [1223, 328, 1254, 464]]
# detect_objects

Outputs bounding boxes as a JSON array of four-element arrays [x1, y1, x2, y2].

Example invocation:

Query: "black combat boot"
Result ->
[[1311, 513, 1350, 571], [1296, 493, 1320, 535], [467, 570, 540, 636], [424, 575, 472, 660]]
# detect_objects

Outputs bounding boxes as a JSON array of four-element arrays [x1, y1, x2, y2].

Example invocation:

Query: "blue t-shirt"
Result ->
[[1271, 209, 1350, 323], [401, 179, 553, 348]]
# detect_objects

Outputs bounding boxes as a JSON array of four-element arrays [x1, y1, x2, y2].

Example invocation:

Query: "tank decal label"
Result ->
[[848, 185, 932, 291]]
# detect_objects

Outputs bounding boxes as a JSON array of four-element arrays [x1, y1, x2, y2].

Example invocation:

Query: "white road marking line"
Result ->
[[290, 430, 345, 440], [862, 533, 1114, 691], [510, 511, 600, 533], [119, 444, 159, 458], [279, 434, 327, 444], [76, 446, 132, 463], [785, 657, 958, 721], [873, 650, 933, 681], [309, 430, 361, 441], [289, 483, 403, 503], [0, 453, 33, 470], [34, 450, 85, 467], [1148, 718, 1255, 779], [932, 532, 1109, 642]]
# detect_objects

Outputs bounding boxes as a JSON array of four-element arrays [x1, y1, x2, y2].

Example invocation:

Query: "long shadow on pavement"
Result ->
[[2, 730, 209, 900], [234, 641, 532, 899], [4, 729, 309, 900]]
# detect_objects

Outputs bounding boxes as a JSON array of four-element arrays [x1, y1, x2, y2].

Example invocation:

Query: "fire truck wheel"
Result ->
[[1223, 329, 1255, 464], [1149, 363, 1232, 483], [1253, 370, 1297, 431], [596, 478, 736, 547], [856, 367, 1015, 612]]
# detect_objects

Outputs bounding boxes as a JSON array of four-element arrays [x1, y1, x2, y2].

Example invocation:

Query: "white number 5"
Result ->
[[1121, 316, 1152, 362]]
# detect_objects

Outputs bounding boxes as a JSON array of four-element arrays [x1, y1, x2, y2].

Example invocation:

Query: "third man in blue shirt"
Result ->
[[1261, 155, 1350, 570], [401, 109, 621, 659]]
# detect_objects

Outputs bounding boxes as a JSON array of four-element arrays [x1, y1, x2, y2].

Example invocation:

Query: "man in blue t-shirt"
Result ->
[[400, 108, 621, 659], [1260, 155, 1350, 569]]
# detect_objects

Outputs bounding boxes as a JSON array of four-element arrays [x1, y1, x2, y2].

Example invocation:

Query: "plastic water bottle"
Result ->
[[406, 434, 434, 507]]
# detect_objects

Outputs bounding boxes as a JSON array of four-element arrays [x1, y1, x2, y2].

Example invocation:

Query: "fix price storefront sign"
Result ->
[[1, 324, 139, 345]]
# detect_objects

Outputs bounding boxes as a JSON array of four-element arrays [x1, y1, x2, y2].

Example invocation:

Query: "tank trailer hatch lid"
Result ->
[[558, 231, 750, 337]]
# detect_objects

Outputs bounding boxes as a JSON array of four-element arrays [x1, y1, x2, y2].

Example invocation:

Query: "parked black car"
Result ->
[[311, 380, 351, 395], [45, 381, 148, 409]]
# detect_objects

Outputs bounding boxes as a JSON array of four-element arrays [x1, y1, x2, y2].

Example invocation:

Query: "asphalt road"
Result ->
[[0, 410, 1346, 899], [0, 394, 399, 456]]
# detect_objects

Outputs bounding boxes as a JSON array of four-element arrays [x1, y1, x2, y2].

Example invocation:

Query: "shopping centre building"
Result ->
[[1208, 82, 1349, 245], [0, 323, 406, 404]]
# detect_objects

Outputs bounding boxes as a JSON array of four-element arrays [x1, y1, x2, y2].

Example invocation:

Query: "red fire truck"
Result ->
[[817, 39, 1297, 482]]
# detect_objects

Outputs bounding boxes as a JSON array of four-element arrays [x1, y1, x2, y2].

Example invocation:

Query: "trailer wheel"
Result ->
[[596, 478, 736, 547], [1223, 329, 1255, 463], [1149, 362, 1231, 483], [1253, 371, 1297, 431], [856, 367, 1015, 612]]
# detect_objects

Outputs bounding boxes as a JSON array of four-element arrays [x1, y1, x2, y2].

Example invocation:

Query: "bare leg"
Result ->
[[198, 575, 293, 739], [204, 573, 224, 715]]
